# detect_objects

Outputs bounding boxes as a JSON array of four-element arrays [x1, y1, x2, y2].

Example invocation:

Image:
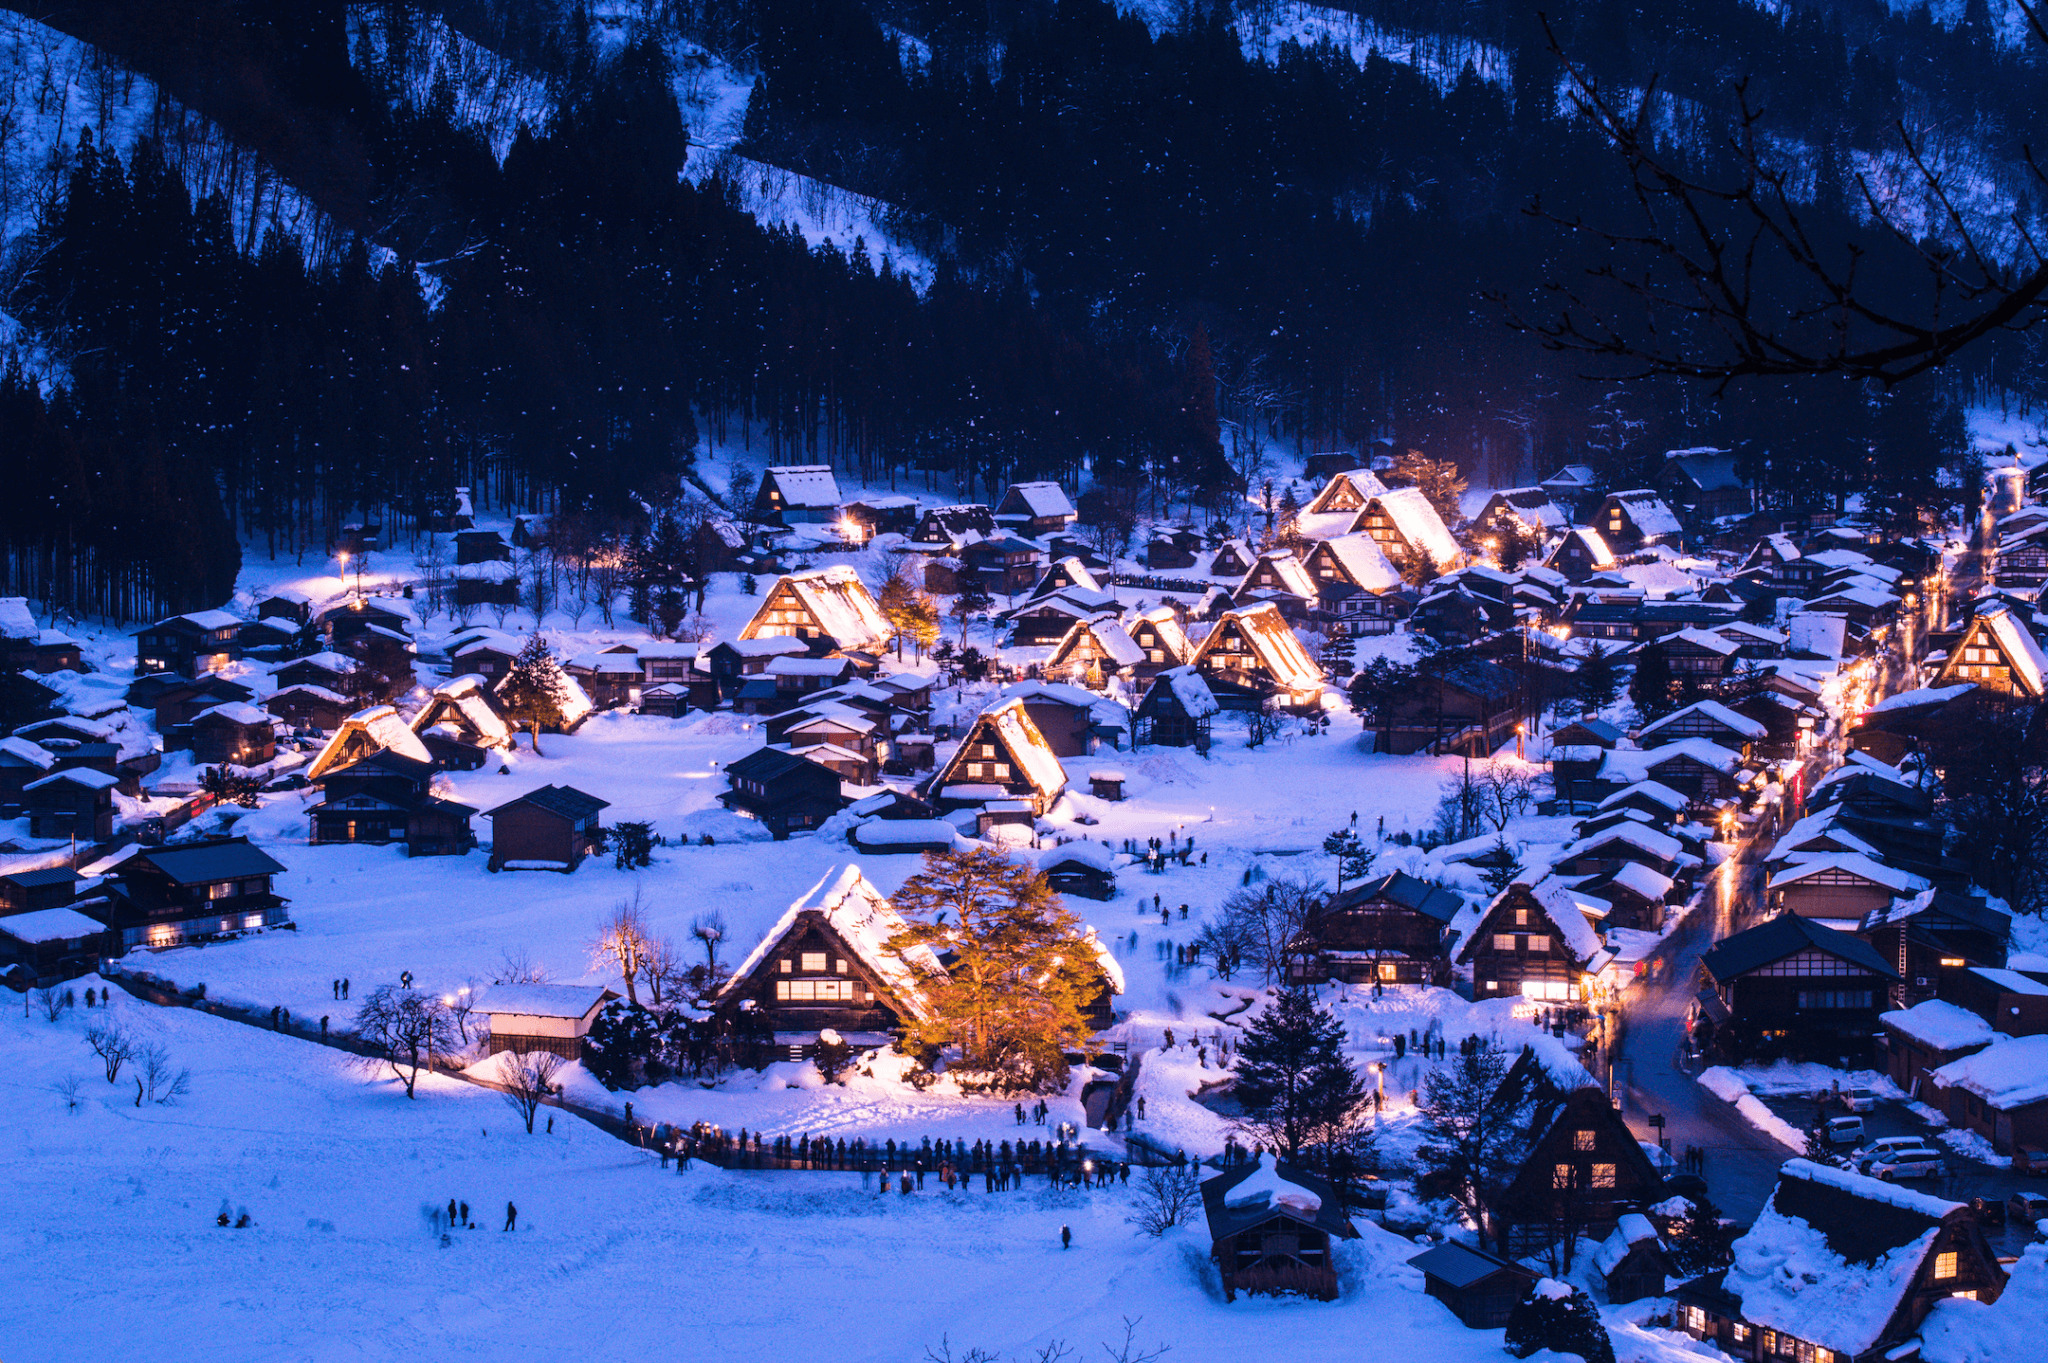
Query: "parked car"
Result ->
[[1839, 1087, 1879, 1113], [1856, 1136, 1929, 1171], [1824, 1116, 1866, 1148], [1868, 1148, 1948, 1181], [2014, 1146, 2048, 1177], [1998, 1186, 2048, 1219], [2008, 1191, 2048, 1225], [1970, 1196, 2007, 1228]]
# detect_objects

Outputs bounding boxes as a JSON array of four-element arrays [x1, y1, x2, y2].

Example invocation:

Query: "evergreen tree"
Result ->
[[496, 634, 574, 754], [1414, 1039, 1535, 1233], [889, 847, 1100, 1093], [1570, 644, 1621, 718], [1629, 642, 1676, 721], [1349, 657, 1417, 751], [1232, 988, 1369, 1159], [584, 999, 661, 1090]]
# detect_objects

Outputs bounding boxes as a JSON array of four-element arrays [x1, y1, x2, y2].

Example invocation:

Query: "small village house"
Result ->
[[1657, 449, 1752, 521], [263, 684, 352, 733], [907, 503, 997, 552], [993, 481, 1078, 537], [1201, 1155, 1358, 1302], [1939, 965, 2048, 1038], [1045, 615, 1146, 687], [1375, 659, 1518, 757], [1670, 1160, 2005, 1363], [1302, 467, 1389, 517], [92, 837, 290, 949], [25, 768, 116, 841], [927, 698, 1069, 814], [1036, 841, 1117, 900], [1767, 854, 1927, 923], [0, 906, 116, 987], [1458, 878, 1608, 1003], [189, 702, 276, 767], [739, 567, 894, 655], [1000, 681, 1130, 757], [1189, 603, 1324, 711], [480, 984, 616, 1060], [1931, 604, 2047, 698], [1408, 1242, 1540, 1329], [306, 705, 434, 780], [1491, 1082, 1664, 1257], [1133, 666, 1218, 750], [1208, 539, 1257, 578], [1926, 1033, 2048, 1154], [1351, 488, 1460, 572], [1593, 1215, 1673, 1305], [1696, 913, 1900, 1065], [960, 533, 1045, 595], [719, 747, 849, 839], [1859, 890, 2011, 1008], [1592, 489, 1684, 553], [714, 865, 945, 1062], [310, 750, 476, 856], [483, 785, 609, 872], [1472, 487, 1568, 543], [1545, 528, 1618, 583], [134, 609, 242, 677], [1285, 870, 1463, 987], [1880, 999, 1997, 1100], [449, 631, 522, 685], [752, 464, 842, 526]]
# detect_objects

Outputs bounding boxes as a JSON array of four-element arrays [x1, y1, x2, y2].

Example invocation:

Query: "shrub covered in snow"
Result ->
[[1503, 1278, 1614, 1363]]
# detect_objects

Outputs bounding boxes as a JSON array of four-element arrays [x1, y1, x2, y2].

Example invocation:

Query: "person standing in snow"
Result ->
[[460, 1201, 469, 1227], [1061, 1225, 1071, 1250], [504, 1202, 517, 1231], [448, 1198, 459, 1226]]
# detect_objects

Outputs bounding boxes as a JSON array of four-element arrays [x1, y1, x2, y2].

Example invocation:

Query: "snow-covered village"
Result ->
[[6, 3, 2048, 1363]]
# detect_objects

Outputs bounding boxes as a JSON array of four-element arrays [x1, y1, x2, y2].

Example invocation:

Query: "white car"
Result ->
[[1840, 1088, 1879, 1113], [1867, 1148, 1947, 1181], [1855, 1135, 1928, 1169]]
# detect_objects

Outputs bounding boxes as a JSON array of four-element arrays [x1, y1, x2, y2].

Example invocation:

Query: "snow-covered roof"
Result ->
[[850, 819, 958, 849], [276, 650, 363, 676], [480, 983, 611, 1020], [0, 737, 55, 769], [1159, 665, 1219, 718], [1606, 860, 1676, 903], [719, 865, 945, 1021], [1787, 612, 1848, 659], [1726, 1160, 1962, 1358], [267, 683, 350, 706], [1644, 736, 1744, 776], [1486, 487, 1569, 532], [981, 698, 1069, 800], [1304, 468, 1388, 514], [1562, 821, 1682, 865], [1608, 489, 1683, 539], [1544, 464, 1596, 488], [1592, 1214, 1662, 1276], [448, 629, 522, 657], [1363, 487, 1459, 566], [1932, 1034, 2048, 1110], [1000, 481, 1076, 520], [192, 701, 272, 727], [766, 655, 852, 677], [1559, 527, 1616, 566], [0, 597, 36, 639], [1490, 876, 1605, 963], [1311, 533, 1403, 592], [1767, 853, 1929, 895], [157, 609, 243, 632], [0, 906, 108, 943], [1640, 699, 1769, 741], [414, 675, 513, 747], [741, 566, 893, 653], [1196, 603, 1323, 692], [1240, 550, 1317, 600], [1867, 683, 1977, 715], [25, 768, 118, 792], [765, 464, 842, 509], [308, 703, 432, 778], [1771, 810, 1879, 860], [1595, 779, 1687, 814], [1053, 617, 1145, 670], [1038, 839, 1117, 874], [1083, 926, 1125, 994], [1880, 1000, 1997, 1053], [1222, 1153, 1322, 1215]]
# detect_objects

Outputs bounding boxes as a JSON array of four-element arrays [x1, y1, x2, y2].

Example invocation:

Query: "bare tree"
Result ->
[[53, 1073, 83, 1113], [1511, 13, 2048, 387], [132, 1042, 191, 1106], [352, 987, 457, 1099], [86, 1020, 134, 1084], [590, 891, 654, 1005], [690, 910, 727, 973], [446, 981, 482, 1048], [34, 985, 70, 1022], [642, 935, 683, 1007], [1479, 761, 1537, 832], [497, 1046, 564, 1134], [494, 949, 550, 986], [1126, 1162, 1204, 1236], [1213, 876, 1323, 985]]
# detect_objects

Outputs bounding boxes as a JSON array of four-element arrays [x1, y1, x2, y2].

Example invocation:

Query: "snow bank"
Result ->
[[1698, 1067, 1807, 1150]]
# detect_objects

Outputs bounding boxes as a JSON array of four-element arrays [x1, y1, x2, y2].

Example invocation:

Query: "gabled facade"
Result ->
[[1236, 549, 1318, 602], [1303, 467, 1389, 516], [1458, 879, 1606, 1001], [1285, 871, 1463, 986], [1657, 448, 1751, 520], [1351, 488, 1460, 571], [310, 751, 476, 856], [739, 567, 893, 655], [719, 746, 849, 838], [410, 676, 514, 751], [1593, 490, 1683, 553], [714, 865, 944, 1053], [134, 610, 242, 678], [928, 698, 1068, 812], [307, 704, 433, 780], [1697, 913, 1901, 1064], [1208, 540, 1257, 578], [1045, 616, 1146, 687], [1932, 604, 2048, 698], [994, 482, 1077, 536], [1300, 532, 1403, 596], [907, 503, 997, 551], [1472, 487, 1568, 541], [1189, 603, 1324, 710], [1545, 527, 1617, 583], [1494, 1085, 1665, 1257], [1126, 607, 1191, 681], [1202, 1156, 1358, 1302], [1134, 666, 1218, 750]]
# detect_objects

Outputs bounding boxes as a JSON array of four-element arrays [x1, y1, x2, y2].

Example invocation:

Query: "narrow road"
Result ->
[[1612, 834, 1790, 1224]]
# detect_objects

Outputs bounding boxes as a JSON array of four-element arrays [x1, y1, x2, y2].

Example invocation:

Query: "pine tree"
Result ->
[[1628, 641, 1675, 721], [889, 848, 1100, 1093], [497, 634, 574, 754], [1232, 989, 1369, 1159], [1570, 643, 1621, 718]]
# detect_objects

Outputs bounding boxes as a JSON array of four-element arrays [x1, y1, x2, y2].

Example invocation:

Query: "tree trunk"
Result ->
[[529, 720, 543, 757]]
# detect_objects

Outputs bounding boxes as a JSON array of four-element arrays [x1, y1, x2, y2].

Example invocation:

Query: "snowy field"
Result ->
[[0, 984, 1717, 1363]]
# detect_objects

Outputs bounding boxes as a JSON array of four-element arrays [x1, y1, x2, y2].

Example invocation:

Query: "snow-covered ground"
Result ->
[[0, 977, 1725, 1363]]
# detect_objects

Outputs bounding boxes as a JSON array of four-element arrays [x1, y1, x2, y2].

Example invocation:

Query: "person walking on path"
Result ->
[[503, 1202, 517, 1232], [1015, 1102, 1025, 1126], [342, 978, 350, 1000], [1061, 1225, 1071, 1250]]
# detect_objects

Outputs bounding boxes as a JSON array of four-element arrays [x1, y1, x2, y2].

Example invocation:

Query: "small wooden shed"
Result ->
[[483, 784, 610, 872], [1407, 1240, 1541, 1328], [480, 983, 616, 1060]]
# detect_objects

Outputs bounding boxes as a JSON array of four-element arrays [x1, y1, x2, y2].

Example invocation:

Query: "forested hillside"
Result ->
[[0, 0, 2035, 617]]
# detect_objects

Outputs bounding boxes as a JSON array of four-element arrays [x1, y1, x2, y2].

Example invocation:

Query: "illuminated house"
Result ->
[[739, 567, 894, 655]]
